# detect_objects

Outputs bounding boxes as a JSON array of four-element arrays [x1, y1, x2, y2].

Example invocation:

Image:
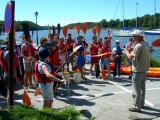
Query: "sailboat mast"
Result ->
[[154, 0, 156, 29], [123, 0, 124, 29], [136, 2, 138, 28]]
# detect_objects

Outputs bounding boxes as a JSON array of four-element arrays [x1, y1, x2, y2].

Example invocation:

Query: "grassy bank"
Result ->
[[0, 106, 95, 120], [121, 55, 160, 67]]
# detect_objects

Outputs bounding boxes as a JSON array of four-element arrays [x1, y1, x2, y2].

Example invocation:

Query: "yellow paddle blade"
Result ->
[[22, 90, 31, 106], [34, 88, 40, 96]]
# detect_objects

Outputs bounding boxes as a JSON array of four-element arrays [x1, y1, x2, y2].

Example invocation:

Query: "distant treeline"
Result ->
[[0, 13, 160, 31]]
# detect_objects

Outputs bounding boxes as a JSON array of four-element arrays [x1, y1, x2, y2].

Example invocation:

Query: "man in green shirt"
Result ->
[[124, 30, 150, 112]]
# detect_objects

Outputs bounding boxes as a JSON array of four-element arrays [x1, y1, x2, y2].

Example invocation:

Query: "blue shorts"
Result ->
[[76, 55, 85, 67], [39, 82, 54, 101], [100, 58, 109, 67]]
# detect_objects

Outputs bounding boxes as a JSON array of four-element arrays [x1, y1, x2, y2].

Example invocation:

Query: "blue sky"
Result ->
[[0, 0, 160, 26]]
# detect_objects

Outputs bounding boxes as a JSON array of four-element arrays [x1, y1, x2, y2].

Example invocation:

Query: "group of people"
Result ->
[[0, 29, 150, 112]]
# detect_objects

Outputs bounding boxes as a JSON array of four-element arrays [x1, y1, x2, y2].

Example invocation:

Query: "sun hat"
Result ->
[[115, 40, 120, 43], [131, 30, 144, 36], [38, 47, 50, 59]]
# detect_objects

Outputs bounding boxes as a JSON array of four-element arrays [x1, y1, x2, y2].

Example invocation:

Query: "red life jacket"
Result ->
[[34, 61, 55, 84], [0, 50, 18, 71], [22, 43, 35, 57], [90, 46, 98, 55], [101, 49, 110, 59]]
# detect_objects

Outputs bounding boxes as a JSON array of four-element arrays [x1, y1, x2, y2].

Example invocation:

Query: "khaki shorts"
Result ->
[[67, 51, 74, 64], [23, 62, 33, 72]]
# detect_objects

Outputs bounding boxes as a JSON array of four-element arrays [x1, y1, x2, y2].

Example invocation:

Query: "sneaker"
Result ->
[[128, 107, 141, 112], [107, 76, 111, 80], [29, 84, 36, 89], [24, 87, 29, 92], [89, 74, 94, 79], [112, 76, 116, 80], [90, 76, 94, 79], [118, 75, 121, 78]]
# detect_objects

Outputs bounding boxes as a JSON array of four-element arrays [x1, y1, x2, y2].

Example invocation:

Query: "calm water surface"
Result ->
[[1, 29, 160, 59]]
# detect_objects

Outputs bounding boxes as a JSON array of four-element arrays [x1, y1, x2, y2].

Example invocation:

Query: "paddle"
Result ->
[[34, 87, 40, 96], [151, 39, 160, 48], [77, 26, 80, 35], [58, 45, 82, 69], [82, 23, 88, 35], [93, 25, 100, 77], [92, 27, 97, 36], [108, 28, 110, 36], [62, 26, 68, 38], [73, 24, 77, 34], [52, 25, 55, 36], [82, 22, 88, 78], [101, 67, 106, 79], [57, 23, 61, 37], [91, 52, 112, 57], [48, 24, 50, 40], [22, 90, 31, 106], [62, 26, 69, 71], [96, 25, 101, 38], [73, 24, 77, 40]]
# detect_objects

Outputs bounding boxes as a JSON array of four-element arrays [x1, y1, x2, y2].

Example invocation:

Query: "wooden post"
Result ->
[[8, 0, 15, 107]]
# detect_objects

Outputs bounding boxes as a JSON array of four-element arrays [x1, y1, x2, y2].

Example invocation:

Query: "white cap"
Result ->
[[115, 40, 120, 43], [131, 30, 144, 36]]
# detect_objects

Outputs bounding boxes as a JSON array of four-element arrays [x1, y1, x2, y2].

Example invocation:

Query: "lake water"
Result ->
[[0, 29, 160, 59]]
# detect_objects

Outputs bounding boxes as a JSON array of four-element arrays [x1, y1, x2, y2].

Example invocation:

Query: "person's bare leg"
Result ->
[[107, 65, 110, 78], [23, 72, 29, 88]]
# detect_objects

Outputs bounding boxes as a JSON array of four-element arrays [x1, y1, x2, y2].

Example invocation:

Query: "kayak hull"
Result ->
[[110, 63, 160, 77]]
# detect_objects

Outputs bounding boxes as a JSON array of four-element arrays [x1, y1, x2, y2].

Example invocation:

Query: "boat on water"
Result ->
[[114, 30, 133, 37], [113, 1, 139, 37], [144, 30, 160, 35], [144, 0, 160, 35]]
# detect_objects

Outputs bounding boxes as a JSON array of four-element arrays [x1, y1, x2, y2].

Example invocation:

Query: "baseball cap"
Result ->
[[131, 30, 144, 37], [38, 47, 50, 59], [115, 40, 120, 43]]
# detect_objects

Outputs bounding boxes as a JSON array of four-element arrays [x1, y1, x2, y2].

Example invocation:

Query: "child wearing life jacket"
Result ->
[[99, 42, 111, 80], [34, 47, 66, 108]]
